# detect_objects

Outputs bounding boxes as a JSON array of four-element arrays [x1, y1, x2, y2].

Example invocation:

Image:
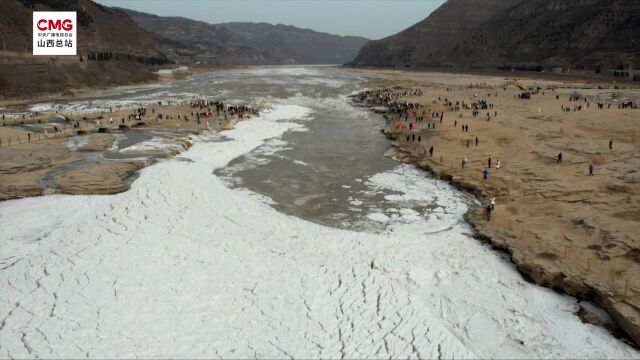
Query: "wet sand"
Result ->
[[56, 161, 145, 195], [0, 102, 249, 200], [0, 134, 79, 200], [77, 133, 115, 152], [356, 70, 640, 344]]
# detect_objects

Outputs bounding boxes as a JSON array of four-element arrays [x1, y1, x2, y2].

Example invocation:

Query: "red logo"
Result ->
[[36, 19, 73, 31]]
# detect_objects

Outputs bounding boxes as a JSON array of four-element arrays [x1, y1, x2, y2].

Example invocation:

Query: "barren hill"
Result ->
[[220, 22, 369, 64], [120, 9, 282, 65], [351, 0, 640, 70], [350, 0, 522, 67], [0, 0, 166, 98], [1, 0, 163, 56], [123, 9, 369, 65], [446, 0, 640, 69]]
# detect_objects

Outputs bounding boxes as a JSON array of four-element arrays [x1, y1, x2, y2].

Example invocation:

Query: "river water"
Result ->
[[32, 66, 474, 233], [0, 66, 637, 358]]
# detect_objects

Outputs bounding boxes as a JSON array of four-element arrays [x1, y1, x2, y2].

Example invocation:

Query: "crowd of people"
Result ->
[[354, 83, 632, 224]]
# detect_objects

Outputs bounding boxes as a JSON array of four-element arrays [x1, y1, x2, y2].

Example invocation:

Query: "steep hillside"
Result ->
[[220, 22, 369, 64], [350, 0, 522, 67], [123, 9, 369, 65], [351, 0, 640, 70], [0, 0, 166, 98], [0, 0, 32, 52], [446, 0, 640, 69], [121, 9, 282, 65], [2, 0, 163, 56]]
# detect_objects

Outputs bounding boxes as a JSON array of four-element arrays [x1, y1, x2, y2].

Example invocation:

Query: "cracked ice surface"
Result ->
[[0, 104, 638, 359]]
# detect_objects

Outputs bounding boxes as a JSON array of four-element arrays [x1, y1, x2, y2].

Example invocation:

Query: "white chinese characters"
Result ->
[[33, 11, 76, 55]]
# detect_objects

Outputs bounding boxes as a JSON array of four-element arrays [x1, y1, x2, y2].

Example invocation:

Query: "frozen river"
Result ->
[[0, 66, 637, 358]]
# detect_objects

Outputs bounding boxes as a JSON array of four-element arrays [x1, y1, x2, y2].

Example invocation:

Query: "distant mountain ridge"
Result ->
[[118, 9, 281, 65], [219, 22, 369, 64], [122, 8, 369, 65], [0, 0, 369, 97], [351, 0, 640, 70]]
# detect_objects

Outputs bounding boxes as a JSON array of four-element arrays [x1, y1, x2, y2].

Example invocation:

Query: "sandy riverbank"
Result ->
[[355, 70, 640, 345], [2, 99, 637, 358], [1, 66, 638, 358], [0, 101, 252, 201]]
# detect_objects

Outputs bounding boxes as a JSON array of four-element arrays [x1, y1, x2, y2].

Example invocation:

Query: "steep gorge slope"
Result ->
[[350, 0, 523, 67], [124, 9, 369, 65], [2, 0, 162, 56], [121, 9, 283, 65], [352, 0, 640, 69], [220, 22, 369, 64], [446, 0, 640, 68], [0, 0, 165, 98]]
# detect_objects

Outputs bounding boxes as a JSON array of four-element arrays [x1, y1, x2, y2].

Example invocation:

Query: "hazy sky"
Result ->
[[95, 0, 446, 40]]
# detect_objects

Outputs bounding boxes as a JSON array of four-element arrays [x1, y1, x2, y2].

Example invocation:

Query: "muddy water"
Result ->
[[25, 66, 472, 232], [204, 67, 474, 231], [10, 66, 636, 356]]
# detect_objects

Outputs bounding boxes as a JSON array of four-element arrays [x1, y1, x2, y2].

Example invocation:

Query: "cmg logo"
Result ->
[[36, 19, 74, 31], [33, 11, 77, 55]]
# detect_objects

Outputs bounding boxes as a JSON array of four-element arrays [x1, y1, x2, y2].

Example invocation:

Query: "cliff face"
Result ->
[[351, 0, 640, 69], [350, 0, 523, 67], [124, 9, 369, 65], [446, 0, 640, 68]]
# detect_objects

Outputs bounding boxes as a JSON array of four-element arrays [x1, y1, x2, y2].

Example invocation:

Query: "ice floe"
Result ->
[[0, 105, 637, 359]]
